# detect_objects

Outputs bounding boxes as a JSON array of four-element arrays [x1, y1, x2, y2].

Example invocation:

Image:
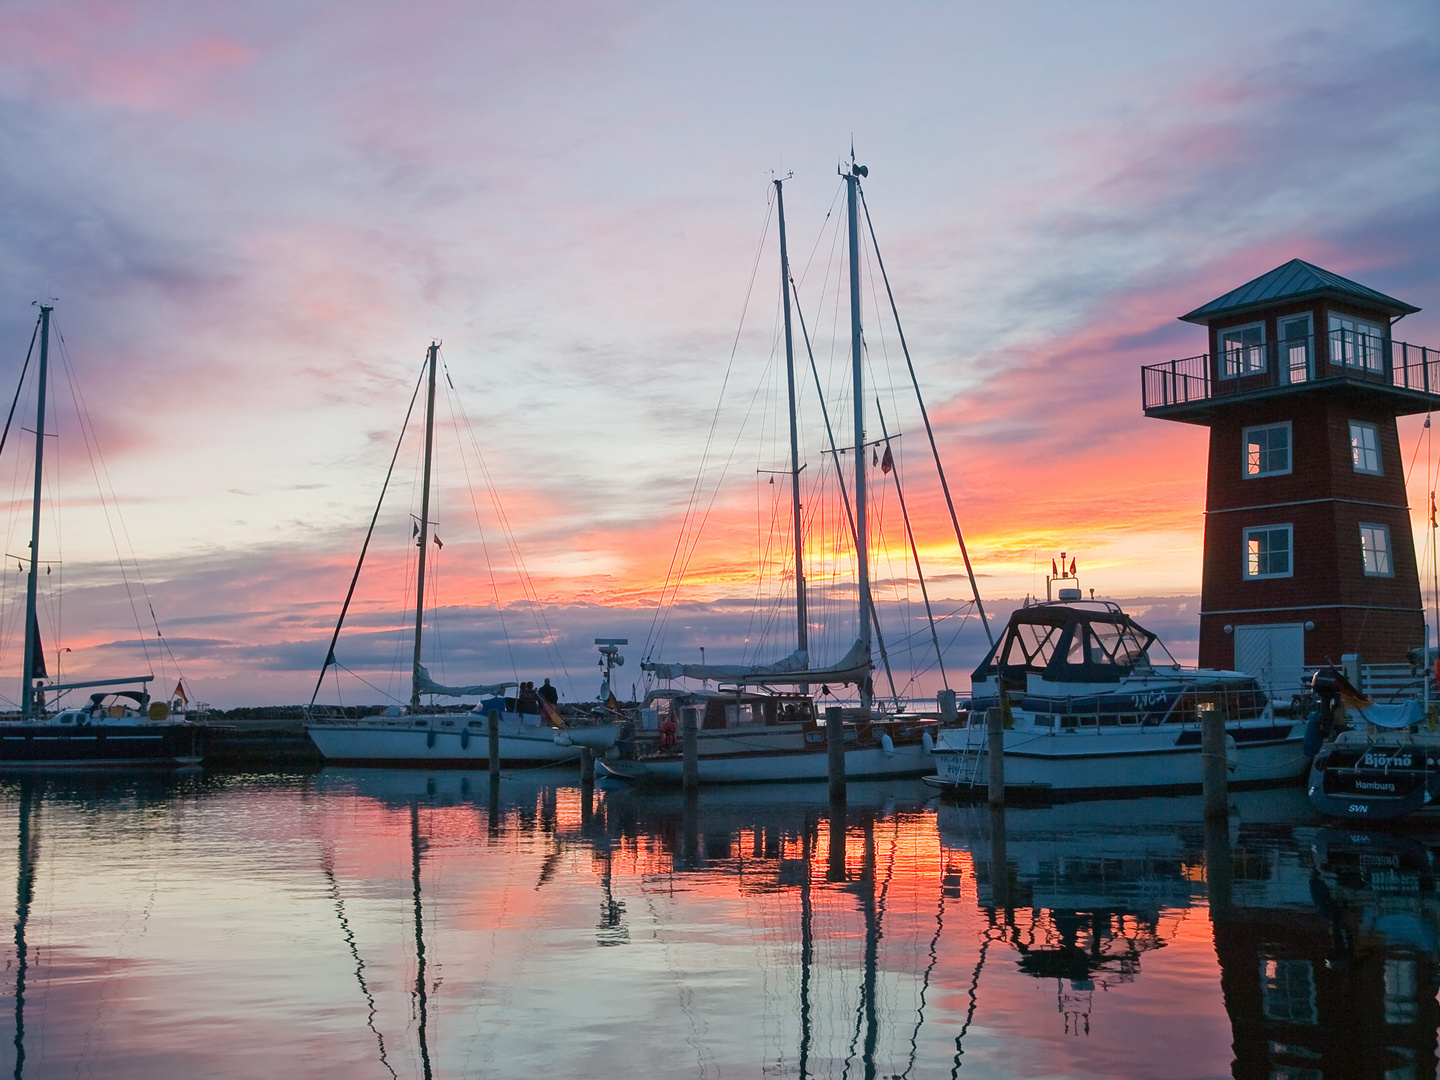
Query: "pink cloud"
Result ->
[[0, 2, 255, 114]]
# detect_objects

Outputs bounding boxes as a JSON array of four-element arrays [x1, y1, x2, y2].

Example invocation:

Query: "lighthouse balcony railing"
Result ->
[[1143, 334, 1440, 410]]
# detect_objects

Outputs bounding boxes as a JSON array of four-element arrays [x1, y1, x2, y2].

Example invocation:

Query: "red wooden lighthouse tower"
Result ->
[[1142, 259, 1440, 697]]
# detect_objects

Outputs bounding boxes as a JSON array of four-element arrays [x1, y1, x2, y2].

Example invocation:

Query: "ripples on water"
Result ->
[[0, 770, 1434, 1078]]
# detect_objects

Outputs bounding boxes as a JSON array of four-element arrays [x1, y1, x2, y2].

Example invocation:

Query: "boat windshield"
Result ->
[[975, 603, 1167, 684], [1000, 622, 1065, 670], [1086, 621, 1152, 668]]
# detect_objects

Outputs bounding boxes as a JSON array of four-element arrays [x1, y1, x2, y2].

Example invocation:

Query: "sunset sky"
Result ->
[[0, 0, 1437, 706]]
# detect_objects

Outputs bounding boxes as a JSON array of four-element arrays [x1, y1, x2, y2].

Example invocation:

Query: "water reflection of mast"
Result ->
[[12, 779, 36, 1080], [798, 819, 814, 1078], [320, 846, 397, 1080], [410, 802, 433, 1080]]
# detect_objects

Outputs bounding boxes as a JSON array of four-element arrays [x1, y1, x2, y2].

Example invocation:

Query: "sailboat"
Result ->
[[0, 305, 206, 767], [304, 341, 618, 767], [600, 157, 979, 784]]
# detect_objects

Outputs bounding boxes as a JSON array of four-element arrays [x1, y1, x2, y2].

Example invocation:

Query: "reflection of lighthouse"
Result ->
[[1213, 828, 1440, 1079]]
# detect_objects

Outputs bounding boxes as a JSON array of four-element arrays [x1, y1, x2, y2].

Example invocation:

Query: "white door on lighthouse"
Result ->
[[1234, 623, 1306, 701]]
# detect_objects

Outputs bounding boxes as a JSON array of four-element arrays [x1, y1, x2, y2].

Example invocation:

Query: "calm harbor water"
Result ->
[[0, 769, 1434, 1079]]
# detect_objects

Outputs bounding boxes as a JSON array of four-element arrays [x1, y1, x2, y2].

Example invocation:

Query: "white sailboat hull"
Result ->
[[929, 723, 1308, 798], [596, 738, 933, 785], [307, 716, 616, 767]]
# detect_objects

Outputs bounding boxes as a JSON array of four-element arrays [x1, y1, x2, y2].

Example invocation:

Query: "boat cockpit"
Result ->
[[973, 601, 1180, 689]]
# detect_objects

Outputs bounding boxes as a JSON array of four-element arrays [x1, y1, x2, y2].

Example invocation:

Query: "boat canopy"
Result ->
[[642, 639, 871, 687], [972, 603, 1174, 686], [414, 665, 516, 698]]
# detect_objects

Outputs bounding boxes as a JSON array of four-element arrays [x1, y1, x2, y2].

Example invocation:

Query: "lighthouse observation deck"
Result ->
[[1142, 331, 1440, 424]]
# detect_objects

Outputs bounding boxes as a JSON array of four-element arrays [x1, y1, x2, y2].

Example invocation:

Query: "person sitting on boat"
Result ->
[[516, 681, 541, 718], [538, 678, 558, 707]]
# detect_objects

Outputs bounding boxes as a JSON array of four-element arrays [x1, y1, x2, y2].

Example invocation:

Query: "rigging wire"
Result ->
[[442, 356, 575, 693], [309, 360, 428, 707], [645, 198, 776, 663], [52, 316, 153, 671], [858, 184, 994, 648]]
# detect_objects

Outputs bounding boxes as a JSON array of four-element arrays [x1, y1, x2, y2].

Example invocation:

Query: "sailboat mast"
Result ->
[[774, 177, 808, 664], [20, 307, 50, 721], [844, 159, 872, 710], [410, 342, 439, 710]]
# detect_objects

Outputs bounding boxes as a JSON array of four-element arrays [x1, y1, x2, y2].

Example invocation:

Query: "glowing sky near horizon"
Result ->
[[0, 0, 1437, 705]]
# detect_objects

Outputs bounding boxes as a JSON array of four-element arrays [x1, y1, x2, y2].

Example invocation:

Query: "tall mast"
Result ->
[[843, 156, 872, 710], [20, 307, 50, 721], [410, 342, 439, 710], [774, 177, 808, 668]]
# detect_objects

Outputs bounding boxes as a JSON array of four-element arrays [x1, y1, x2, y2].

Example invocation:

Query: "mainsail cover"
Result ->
[[415, 665, 515, 698], [642, 639, 870, 686]]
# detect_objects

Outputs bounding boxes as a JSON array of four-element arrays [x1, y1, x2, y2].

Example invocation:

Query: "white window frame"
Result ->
[[1360, 522, 1393, 577], [1219, 321, 1267, 379], [1244, 524, 1293, 580], [1277, 312, 1313, 384], [1329, 312, 1386, 373], [1243, 421, 1292, 478], [1349, 420, 1381, 475]]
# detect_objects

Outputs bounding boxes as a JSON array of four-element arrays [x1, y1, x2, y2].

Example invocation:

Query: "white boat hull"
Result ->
[[307, 716, 616, 767], [596, 739, 933, 785], [929, 723, 1307, 798]]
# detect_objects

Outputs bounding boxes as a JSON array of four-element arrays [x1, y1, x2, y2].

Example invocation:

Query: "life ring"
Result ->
[[658, 718, 678, 751]]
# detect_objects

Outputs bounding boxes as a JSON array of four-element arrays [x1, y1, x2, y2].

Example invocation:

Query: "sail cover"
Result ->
[[415, 665, 516, 698], [642, 639, 871, 686]]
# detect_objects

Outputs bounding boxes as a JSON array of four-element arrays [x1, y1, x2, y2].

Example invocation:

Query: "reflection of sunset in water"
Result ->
[[0, 774, 1433, 1078]]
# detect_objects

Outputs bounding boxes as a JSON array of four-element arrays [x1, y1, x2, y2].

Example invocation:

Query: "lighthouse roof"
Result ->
[[1179, 258, 1420, 325]]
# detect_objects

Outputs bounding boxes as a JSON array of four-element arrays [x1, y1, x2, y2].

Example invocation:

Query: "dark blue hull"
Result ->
[[1307, 741, 1440, 819], [0, 723, 207, 767]]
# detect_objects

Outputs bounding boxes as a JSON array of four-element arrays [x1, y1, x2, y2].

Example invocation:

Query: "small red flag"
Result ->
[[880, 445, 894, 474], [1069, 557, 1077, 575], [434, 535, 443, 549], [1052, 559, 1058, 576]]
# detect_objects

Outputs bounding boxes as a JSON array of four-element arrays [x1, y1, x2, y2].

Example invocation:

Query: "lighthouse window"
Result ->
[[1360, 523, 1393, 577], [1329, 313, 1386, 373], [1279, 314, 1312, 384], [1243, 422, 1291, 478], [1243, 525, 1292, 579], [1219, 322, 1266, 378], [1349, 420, 1381, 474]]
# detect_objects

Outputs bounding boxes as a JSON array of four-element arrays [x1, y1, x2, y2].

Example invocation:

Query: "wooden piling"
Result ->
[[1202, 702, 1228, 821], [488, 709, 501, 783], [580, 746, 595, 784], [986, 707, 1005, 808], [826, 706, 846, 803], [988, 805, 1009, 911], [682, 705, 699, 791]]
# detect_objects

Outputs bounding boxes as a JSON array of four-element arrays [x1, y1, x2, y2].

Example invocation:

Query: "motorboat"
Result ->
[[927, 583, 1309, 800]]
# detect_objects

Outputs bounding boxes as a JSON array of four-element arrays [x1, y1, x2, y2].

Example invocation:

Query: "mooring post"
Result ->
[[682, 705, 699, 791], [986, 707, 1005, 808], [1202, 701, 1228, 821], [827, 706, 846, 802], [1204, 814, 1233, 924], [488, 708, 501, 784], [988, 805, 1009, 911], [580, 746, 595, 785]]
